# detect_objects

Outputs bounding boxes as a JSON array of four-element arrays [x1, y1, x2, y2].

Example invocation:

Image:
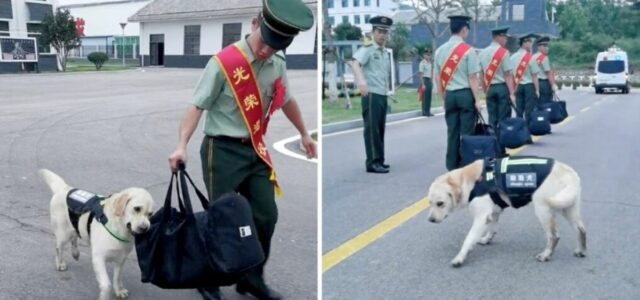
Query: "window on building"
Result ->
[[342, 16, 349, 24], [364, 14, 371, 23], [0, 20, 8, 32], [512, 5, 525, 21], [329, 16, 335, 25], [342, 0, 348, 8], [364, 0, 371, 6], [26, 23, 49, 53], [328, 0, 334, 8], [354, 15, 361, 24], [222, 23, 242, 48], [353, 0, 360, 7], [184, 25, 201, 55], [0, 0, 12, 19]]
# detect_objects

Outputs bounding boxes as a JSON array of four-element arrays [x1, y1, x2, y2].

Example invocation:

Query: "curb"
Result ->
[[322, 107, 445, 134]]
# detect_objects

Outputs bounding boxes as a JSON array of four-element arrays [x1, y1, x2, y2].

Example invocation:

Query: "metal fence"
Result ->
[[68, 44, 139, 59]]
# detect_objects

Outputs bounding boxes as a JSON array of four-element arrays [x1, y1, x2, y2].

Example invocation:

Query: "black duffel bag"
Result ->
[[460, 114, 501, 167], [528, 109, 552, 135], [538, 93, 568, 124], [135, 166, 265, 289], [497, 103, 530, 149]]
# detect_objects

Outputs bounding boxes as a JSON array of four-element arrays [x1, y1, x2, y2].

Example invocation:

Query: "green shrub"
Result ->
[[87, 52, 109, 70]]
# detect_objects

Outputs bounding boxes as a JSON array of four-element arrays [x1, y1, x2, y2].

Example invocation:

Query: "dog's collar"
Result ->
[[102, 222, 131, 243]]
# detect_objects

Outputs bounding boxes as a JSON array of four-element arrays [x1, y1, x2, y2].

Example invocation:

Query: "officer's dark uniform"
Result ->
[[434, 15, 481, 170], [191, 0, 313, 299], [352, 15, 393, 173], [479, 26, 514, 129], [511, 33, 540, 121], [533, 36, 553, 104]]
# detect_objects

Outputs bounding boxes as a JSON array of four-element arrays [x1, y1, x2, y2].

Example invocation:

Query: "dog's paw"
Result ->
[[450, 257, 465, 268], [114, 288, 129, 299], [479, 236, 493, 245], [72, 250, 80, 261], [56, 262, 68, 271], [535, 253, 551, 262], [573, 249, 586, 258]]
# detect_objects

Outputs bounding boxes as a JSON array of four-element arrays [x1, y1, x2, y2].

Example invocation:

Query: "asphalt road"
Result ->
[[323, 88, 640, 299], [0, 67, 317, 300]]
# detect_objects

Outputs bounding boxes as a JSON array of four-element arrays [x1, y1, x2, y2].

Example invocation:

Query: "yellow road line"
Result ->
[[322, 197, 430, 273]]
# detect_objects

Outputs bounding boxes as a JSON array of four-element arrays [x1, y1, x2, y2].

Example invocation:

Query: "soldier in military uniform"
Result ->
[[532, 36, 556, 103], [168, 1, 316, 299], [434, 15, 483, 171], [510, 33, 541, 121], [419, 50, 434, 116], [479, 26, 516, 130], [350, 15, 393, 174]]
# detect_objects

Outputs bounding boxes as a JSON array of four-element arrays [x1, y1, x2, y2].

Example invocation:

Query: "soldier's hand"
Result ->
[[551, 84, 558, 92], [535, 90, 540, 99], [509, 93, 516, 104], [475, 101, 482, 112], [359, 81, 369, 96], [169, 148, 187, 173], [300, 134, 317, 159]]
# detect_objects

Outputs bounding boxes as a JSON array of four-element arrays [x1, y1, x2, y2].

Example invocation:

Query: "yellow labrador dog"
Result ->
[[426, 157, 586, 267], [39, 169, 154, 300]]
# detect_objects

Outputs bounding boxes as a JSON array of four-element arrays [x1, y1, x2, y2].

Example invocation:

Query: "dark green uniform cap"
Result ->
[[448, 15, 472, 31], [261, 0, 314, 50], [518, 32, 538, 44], [369, 15, 393, 30], [491, 25, 510, 36], [536, 36, 550, 45]]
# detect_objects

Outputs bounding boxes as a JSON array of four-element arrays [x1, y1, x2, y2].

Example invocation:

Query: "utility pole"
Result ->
[[119, 22, 127, 66]]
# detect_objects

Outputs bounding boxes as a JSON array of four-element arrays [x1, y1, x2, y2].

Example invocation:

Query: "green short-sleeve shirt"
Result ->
[[532, 52, 551, 80], [191, 39, 291, 138], [352, 43, 391, 95], [479, 42, 513, 84], [511, 48, 540, 85], [434, 35, 481, 91], [419, 59, 432, 78]]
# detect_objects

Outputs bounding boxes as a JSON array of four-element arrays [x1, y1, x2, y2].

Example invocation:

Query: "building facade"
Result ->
[[0, 0, 56, 73], [129, 0, 318, 69], [327, 0, 398, 33]]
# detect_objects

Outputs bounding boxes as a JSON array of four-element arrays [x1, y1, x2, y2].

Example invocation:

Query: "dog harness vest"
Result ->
[[470, 156, 555, 208], [67, 189, 108, 237]]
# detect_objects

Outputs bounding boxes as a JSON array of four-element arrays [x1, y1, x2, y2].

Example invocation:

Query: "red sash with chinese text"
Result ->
[[440, 43, 472, 91], [214, 45, 282, 196], [514, 52, 532, 87], [535, 53, 546, 66], [484, 47, 507, 89]]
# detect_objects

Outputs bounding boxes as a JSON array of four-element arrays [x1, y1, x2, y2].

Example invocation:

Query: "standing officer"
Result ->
[[419, 50, 434, 116], [350, 15, 393, 174], [168, 1, 316, 299], [533, 36, 556, 103], [510, 33, 540, 121], [434, 15, 482, 171], [479, 26, 516, 130]]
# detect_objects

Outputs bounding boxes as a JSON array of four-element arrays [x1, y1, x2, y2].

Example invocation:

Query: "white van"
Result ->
[[594, 45, 631, 94]]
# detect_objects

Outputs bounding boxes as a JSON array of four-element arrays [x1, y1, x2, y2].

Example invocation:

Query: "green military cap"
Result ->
[[448, 15, 472, 31], [369, 15, 393, 30], [491, 25, 510, 36], [261, 0, 314, 50], [536, 36, 551, 45], [518, 32, 538, 44]]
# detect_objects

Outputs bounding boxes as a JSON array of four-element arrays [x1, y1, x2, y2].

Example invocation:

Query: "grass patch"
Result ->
[[322, 87, 444, 124], [65, 58, 137, 72]]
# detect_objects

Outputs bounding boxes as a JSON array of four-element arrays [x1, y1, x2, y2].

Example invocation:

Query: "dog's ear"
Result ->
[[446, 174, 462, 206], [113, 193, 130, 217]]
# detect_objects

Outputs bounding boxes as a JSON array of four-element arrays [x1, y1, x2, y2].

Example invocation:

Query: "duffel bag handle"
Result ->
[[180, 169, 209, 210], [475, 112, 490, 134], [175, 166, 209, 214], [509, 101, 523, 116], [161, 172, 181, 222]]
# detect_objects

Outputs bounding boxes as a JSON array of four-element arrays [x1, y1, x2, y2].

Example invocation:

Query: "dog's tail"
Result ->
[[548, 162, 581, 209], [38, 169, 69, 193]]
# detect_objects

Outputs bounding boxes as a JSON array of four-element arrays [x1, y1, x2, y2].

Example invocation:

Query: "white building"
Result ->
[[128, 0, 318, 69], [327, 0, 398, 33], [56, 0, 152, 59], [0, 0, 54, 53]]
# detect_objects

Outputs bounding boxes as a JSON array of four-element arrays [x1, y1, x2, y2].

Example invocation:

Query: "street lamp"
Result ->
[[119, 22, 127, 66]]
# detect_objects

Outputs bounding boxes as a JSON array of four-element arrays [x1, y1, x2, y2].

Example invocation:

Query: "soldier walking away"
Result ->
[[533, 36, 556, 104], [510, 33, 541, 122]]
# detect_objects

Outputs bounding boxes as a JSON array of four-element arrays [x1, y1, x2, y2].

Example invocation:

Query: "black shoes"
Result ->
[[236, 281, 283, 300], [381, 163, 390, 169], [198, 287, 224, 300], [366, 164, 389, 173]]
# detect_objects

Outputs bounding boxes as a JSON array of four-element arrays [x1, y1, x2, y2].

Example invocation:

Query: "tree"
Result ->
[[454, 0, 482, 45], [406, 0, 457, 52], [333, 22, 363, 41], [40, 9, 81, 72], [87, 52, 109, 70]]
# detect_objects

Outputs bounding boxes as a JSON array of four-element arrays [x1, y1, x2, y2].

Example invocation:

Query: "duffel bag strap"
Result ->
[[181, 169, 210, 209], [509, 101, 522, 116]]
